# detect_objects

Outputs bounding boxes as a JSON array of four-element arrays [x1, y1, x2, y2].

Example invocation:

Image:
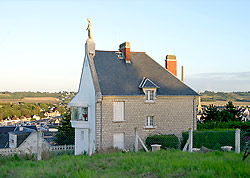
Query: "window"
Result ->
[[145, 89, 155, 102], [146, 90, 154, 101], [113, 102, 125, 121], [145, 116, 154, 127], [72, 107, 88, 121]]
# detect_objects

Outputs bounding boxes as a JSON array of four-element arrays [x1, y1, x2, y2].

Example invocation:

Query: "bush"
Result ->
[[181, 130, 245, 150], [198, 121, 250, 131], [145, 134, 179, 150]]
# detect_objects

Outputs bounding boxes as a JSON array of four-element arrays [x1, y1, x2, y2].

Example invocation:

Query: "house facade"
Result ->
[[69, 20, 199, 155]]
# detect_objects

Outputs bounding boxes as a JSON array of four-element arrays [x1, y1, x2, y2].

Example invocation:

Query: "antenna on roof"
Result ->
[[181, 66, 184, 82]]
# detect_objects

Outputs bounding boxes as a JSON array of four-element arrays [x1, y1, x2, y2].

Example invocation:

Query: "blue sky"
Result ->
[[0, 0, 249, 92]]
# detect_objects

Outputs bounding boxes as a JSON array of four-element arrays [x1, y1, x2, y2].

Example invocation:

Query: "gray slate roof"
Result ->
[[93, 51, 198, 96]]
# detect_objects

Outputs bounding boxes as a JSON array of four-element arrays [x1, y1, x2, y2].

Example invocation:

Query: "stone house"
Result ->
[[0, 126, 49, 155], [69, 25, 199, 155]]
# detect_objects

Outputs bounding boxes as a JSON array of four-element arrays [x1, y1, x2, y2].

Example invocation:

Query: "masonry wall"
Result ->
[[19, 132, 50, 154], [95, 95, 195, 151]]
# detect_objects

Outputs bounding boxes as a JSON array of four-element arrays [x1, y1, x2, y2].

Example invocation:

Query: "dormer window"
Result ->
[[115, 51, 123, 59], [145, 89, 155, 101], [139, 77, 159, 103]]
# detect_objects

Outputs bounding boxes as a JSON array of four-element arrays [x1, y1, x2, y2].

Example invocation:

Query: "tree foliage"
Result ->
[[55, 113, 75, 145], [202, 104, 219, 121], [201, 101, 242, 123], [225, 101, 242, 121], [0, 103, 66, 120]]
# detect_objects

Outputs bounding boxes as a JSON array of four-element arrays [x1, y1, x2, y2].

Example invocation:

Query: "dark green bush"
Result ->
[[197, 121, 250, 131], [145, 134, 179, 150], [181, 130, 245, 150]]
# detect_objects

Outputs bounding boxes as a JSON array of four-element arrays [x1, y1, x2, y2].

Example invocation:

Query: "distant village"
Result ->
[[0, 92, 75, 132]]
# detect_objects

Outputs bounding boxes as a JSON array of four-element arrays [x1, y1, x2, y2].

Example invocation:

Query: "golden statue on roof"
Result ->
[[86, 18, 93, 39]]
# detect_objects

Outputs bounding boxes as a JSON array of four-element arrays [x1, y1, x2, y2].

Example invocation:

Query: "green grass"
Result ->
[[1, 150, 250, 178]]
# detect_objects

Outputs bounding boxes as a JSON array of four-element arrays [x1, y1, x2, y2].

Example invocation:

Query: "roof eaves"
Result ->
[[88, 52, 102, 99]]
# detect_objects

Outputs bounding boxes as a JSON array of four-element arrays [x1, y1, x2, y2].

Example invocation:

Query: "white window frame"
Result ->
[[143, 88, 156, 102], [72, 106, 88, 121], [145, 116, 154, 128], [113, 101, 125, 122]]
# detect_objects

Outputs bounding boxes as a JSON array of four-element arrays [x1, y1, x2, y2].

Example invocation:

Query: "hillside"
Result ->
[[201, 91, 250, 102], [0, 91, 76, 104]]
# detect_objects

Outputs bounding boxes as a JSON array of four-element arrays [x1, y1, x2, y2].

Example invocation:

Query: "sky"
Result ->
[[0, 0, 250, 92]]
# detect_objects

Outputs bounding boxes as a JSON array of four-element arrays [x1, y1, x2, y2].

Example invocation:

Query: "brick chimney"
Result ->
[[119, 42, 131, 63], [165, 55, 177, 76]]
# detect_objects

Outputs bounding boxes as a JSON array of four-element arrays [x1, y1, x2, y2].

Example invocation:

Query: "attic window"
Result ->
[[139, 77, 159, 103], [146, 90, 154, 101], [115, 52, 123, 59]]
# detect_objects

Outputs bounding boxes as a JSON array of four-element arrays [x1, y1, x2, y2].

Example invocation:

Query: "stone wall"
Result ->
[[95, 95, 195, 150]]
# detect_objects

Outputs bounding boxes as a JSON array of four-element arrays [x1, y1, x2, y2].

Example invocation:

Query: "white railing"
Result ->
[[0, 145, 75, 156], [0, 148, 22, 155], [49, 145, 75, 151]]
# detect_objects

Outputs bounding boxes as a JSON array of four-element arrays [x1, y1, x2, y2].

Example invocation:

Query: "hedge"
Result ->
[[197, 121, 250, 131], [145, 134, 179, 150], [181, 130, 246, 150]]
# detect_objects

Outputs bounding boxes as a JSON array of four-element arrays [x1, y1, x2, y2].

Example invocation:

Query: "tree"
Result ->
[[55, 113, 75, 145], [225, 101, 242, 121], [202, 104, 219, 122], [218, 110, 234, 122]]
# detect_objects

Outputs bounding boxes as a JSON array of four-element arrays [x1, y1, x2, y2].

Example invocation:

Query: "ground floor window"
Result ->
[[145, 116, 154, 127]]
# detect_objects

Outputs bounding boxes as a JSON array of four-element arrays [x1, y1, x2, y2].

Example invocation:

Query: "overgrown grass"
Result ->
[[1, 150, 250, 178]]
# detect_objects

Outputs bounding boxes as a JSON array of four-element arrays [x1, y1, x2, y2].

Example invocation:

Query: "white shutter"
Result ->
[[113, 102, 124, 121], [113, 133, 124, 149]]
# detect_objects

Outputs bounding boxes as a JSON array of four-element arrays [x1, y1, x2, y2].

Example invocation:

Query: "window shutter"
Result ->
[[114, 102, 124, 121]]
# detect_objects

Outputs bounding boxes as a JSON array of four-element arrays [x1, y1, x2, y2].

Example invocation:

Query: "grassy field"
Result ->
[[1, 150, 250, 178], [0, 97, 60, 104]]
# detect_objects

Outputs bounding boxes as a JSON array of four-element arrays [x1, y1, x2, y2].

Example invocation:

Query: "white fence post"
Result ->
[[134, 128, 138, 152], [188, 128, 193, 153], [235, 128, 240, 154], [138, 136, 149, 152], [89, 128, 93, 156], [37, 131, 42, 160]]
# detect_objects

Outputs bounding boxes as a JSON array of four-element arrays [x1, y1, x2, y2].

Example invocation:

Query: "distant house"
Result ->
[[69, 24, 199, 155], [0, 126, 49, 155], [0, 126, 37, 149]]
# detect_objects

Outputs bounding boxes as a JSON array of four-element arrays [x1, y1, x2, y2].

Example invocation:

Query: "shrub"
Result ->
[[181, 130, 245, 150], [198, 121, 250, 131], [145, 134, 179, 150]]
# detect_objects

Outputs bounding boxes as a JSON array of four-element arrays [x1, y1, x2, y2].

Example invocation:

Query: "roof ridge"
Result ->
[[95, 50, 146, 53]]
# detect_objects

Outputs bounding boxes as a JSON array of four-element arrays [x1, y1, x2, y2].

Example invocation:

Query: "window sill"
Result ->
[[112, 120, 126, 123], [144, 126, 156, 129], [71, 120, 88, 122], [144, 100, 155, 104]]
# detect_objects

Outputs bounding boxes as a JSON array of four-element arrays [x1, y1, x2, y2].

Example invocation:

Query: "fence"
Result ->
[[1, 128, 248, 159], [139, 128, 248, 153]]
